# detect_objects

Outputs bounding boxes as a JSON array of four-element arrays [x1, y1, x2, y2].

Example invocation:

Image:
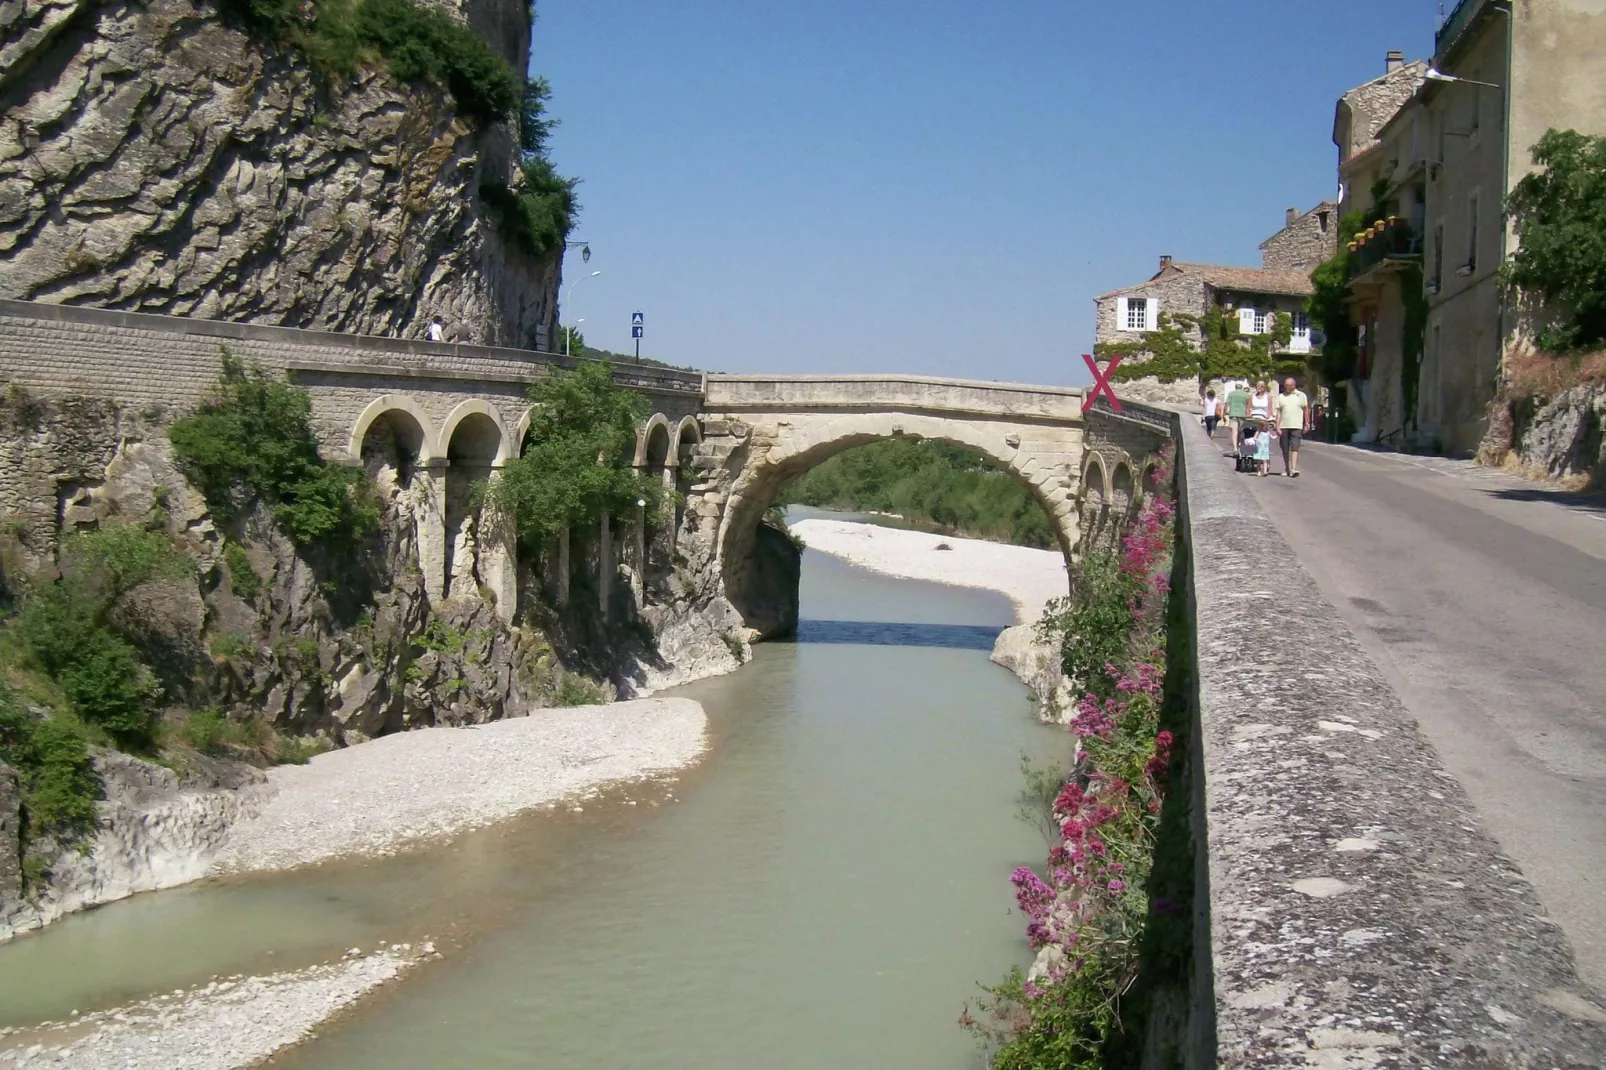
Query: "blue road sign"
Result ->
[[631, 325, 643, 339], [631, 311, 644, 325]]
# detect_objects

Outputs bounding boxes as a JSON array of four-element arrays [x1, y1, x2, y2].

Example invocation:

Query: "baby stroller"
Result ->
[[1235, 419, 1266, 473]]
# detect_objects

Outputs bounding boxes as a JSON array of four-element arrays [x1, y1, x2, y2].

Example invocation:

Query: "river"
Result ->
[[0, 529, 1068, 1067]]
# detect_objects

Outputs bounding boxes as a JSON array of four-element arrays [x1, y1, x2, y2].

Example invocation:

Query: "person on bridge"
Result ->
[[1225, 380, 1251, 444], [1249, 381, 1273, 422], [1202, 389, 1220, 438], [1276, 377, 1311, 477]]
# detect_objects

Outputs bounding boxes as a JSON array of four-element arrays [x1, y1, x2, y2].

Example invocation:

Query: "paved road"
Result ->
[[1237, 440, 1606, 995]]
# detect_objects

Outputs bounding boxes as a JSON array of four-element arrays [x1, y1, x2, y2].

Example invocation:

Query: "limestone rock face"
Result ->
[[0, 0, 557, 346], [1480, 381, 1606, 488]]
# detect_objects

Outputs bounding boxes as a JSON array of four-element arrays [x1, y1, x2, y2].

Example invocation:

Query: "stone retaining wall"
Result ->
[[1175, 417, 1606, 1065]]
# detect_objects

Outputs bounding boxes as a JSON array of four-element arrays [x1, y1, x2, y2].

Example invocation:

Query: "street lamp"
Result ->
[[564, 240, 592, 263], [1424, 67, 1504, 90], [562, 270, 601, 356]]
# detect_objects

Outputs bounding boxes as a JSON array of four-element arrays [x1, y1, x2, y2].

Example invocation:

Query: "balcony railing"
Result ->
[[1347, 218, 1423, 283], [1435, 0, 1491, 61]]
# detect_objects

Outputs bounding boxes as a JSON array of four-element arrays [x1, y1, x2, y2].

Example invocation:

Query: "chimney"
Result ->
[[1286, 207, 1298, 227], [1159, 255, 1173, 271], [1386, 50, 1405, 72]]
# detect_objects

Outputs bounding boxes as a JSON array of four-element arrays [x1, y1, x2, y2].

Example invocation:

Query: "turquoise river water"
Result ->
[[0, 529, 1069, 1068]]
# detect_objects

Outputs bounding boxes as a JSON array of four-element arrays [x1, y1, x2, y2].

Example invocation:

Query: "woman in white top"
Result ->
[[1249, 381, 1273, 421]]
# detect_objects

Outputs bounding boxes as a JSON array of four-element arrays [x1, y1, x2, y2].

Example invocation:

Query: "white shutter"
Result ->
[[1238, 308, 1257, 334], [1147, 298, 1160, 329], [1115, 297, 1129, 330]]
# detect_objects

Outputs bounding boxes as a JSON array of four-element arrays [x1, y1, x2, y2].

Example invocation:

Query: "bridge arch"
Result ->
[[1079, 454, 1109, 553], [635, 413, 673, 469], [348, 394, 438, 464], [715, 412, 1080, 634], [440, 400, 513, 466]]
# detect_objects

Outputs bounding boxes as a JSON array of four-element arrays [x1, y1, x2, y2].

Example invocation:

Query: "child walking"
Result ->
[[1253, 421, 1273, 476]]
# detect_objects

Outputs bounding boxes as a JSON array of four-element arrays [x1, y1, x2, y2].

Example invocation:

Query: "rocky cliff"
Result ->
[[0, 0, 556, 346], [1480, 379, 1606, 489]]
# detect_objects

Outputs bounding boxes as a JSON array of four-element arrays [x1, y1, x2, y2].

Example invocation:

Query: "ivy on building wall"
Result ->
[[1095, 308, 1295, 385]]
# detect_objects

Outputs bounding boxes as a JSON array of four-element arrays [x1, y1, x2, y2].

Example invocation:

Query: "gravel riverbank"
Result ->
[[213, 698, 708, 875], [786, 518, 1068, 624], [0, 947, 421, 1070], [1, 698, 708, 1070]]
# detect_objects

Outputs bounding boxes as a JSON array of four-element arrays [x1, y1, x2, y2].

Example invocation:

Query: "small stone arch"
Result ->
[[673, 415, 702, 467], [1110, 461, 1136, 526], [513, 404, 545, 456], [348, 394, 437, 464], [1078, 454, 1109, 553], [635, 412, 673, 469], [440, 400, 512, 466], [1141, 460, 1162, 498]]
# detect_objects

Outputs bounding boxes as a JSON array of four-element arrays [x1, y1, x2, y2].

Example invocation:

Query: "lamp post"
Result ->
[[1423, 67, 1504, 90], [562, 270, 601, 356], [564, 240, 592, 263]]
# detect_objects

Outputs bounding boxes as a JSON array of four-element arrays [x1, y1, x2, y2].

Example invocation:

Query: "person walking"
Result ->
[[1249, 380, 1273, 422], [1225, 380, 1251, 444], [1201, 389, 1221, 438], [427, 316, 446, 342], [1276, 376, 1311, 477]]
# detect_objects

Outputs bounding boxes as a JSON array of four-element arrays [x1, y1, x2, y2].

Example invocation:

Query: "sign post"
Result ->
[[631, 311, 644, 362]]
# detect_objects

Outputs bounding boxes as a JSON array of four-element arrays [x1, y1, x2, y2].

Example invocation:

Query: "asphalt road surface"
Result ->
[[1235, 439, 1606, 996]]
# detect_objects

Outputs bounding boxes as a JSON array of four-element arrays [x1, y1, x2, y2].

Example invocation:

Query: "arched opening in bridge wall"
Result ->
[[673, 416, 702, 538], [716, 419, 1079, 639], [1078, 456, 1108, 556], [353, 396, 441, 597], [1110, 463, 1135, 544], [442, 404, 511, 608], [637, 414, 675, 593]]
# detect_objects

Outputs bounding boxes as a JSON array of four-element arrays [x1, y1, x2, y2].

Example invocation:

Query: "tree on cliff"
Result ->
[[486, 361, 666, 544], [1505, 128, 1606, 353]]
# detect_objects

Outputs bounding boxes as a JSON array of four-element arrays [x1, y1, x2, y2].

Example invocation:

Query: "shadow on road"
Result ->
[[1484, 486, 1606, 516]]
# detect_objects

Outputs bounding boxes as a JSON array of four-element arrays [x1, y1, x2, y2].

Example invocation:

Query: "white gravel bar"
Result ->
[[788, 518, 1069, 624], [212, 697, 707, 875], [0, 948, 419, 1070]]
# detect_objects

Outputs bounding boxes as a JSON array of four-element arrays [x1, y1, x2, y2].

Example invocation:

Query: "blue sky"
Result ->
[[537, 0, 1444, 385]]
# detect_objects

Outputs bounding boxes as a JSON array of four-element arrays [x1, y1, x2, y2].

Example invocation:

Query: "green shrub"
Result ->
[[219, 0, 520, 129], [555, 673, 605, 707], [209, 632, 254, 662], [14, 587, 160, 747], [486, 361, 663, 542], [1505, 128, 1606, 352], [0, 686, 100, 846], [481, 157, 578, 257], [169, 352, 378, 553], [1038, 550, 1136, 701], [223, 542, 262, 601], [271, 732, 330, 765]]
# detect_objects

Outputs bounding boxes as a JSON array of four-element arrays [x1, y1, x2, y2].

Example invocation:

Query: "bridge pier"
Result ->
[[415, 461, 448, 605]]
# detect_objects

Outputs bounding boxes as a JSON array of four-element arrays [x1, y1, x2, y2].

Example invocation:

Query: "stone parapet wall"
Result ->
[[0, 300, 703, 461], [704, 374, 1084, 421], [1174, 419, 1606, 1065]]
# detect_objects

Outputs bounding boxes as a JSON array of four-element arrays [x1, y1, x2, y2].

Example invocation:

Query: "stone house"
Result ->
[[1416, 0, 1606, 455], [1260, 202, 1340, 273], [1093, 236, 1318, 405], [1332, 54, 1430, 446]]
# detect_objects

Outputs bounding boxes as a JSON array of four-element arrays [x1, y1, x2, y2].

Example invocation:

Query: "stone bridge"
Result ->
[[0, 301, 1174, 629]]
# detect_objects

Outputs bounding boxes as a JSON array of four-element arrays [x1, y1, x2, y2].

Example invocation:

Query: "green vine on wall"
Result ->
[[1095, 308, 1296, 385]]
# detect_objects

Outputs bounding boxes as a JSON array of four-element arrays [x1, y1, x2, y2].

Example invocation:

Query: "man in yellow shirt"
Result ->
[[1275, 377, 1310, 477]]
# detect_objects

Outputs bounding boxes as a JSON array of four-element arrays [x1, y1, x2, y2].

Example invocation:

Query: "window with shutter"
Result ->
[[1237, 308, 1257, 335], [1123, 297, 1150, 331], [1253, 310, 1268, 334]]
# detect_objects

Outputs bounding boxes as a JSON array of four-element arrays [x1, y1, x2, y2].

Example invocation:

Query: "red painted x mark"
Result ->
[[1082, 353, 1123, 412]]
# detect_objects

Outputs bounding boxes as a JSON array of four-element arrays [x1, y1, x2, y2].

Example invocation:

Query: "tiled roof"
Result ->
[[1095, 261, 1314, 302], [1181, 262, 1315, 297]]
